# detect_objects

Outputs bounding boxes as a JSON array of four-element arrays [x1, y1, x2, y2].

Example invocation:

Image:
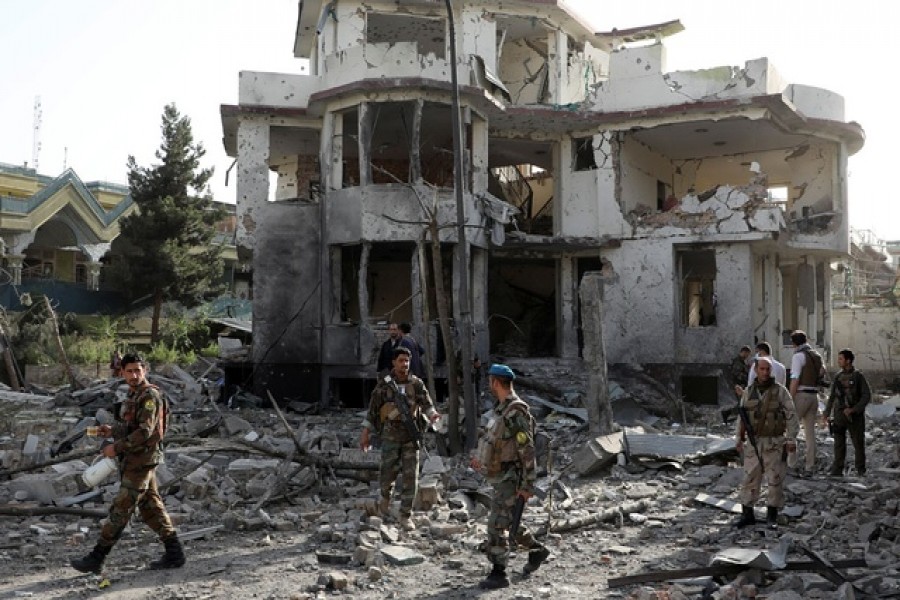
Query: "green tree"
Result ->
[[113, 104, 227, 343]]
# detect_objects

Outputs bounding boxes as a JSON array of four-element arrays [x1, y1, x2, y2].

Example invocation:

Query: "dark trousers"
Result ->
[[832, 416, 866, 474]]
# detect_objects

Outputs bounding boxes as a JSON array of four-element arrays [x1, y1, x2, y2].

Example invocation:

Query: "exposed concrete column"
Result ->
[[578, 272, 613, 434], [358, 102, 372, 186], [322, 111, 343, 191], [86, 262, 102, 291], [470, 113, 488, 193], [6, 254, 24, 285], [411, 245, 423, 331], [821, 261, 833, 362], [557, 255, 579, 359], [471, 246, 488, 353], [546, 29, 567, 104], [358, 242, 371, 325], [410, 100, 424, 183], [764, 255, 781, 348], [552, 138, 564, 236], [797, 257, 817, 344], [236, 118, 271, 251]]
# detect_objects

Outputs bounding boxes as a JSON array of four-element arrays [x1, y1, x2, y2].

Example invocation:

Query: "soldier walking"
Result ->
[[735, 357, 800, 529], [71, 353, 184, 573], [822, 349, 871, 476], [471, 364, 550, 589], [360, 346, 440, 530]]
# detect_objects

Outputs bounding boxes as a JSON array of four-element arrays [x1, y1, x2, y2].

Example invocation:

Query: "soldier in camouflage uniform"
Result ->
[[734, 357, 799, 529], [360, 346, 440, 530], [71, 354, 185, 574], [471, 364, 550, 589], [822, 349, 871, 476], [731, 345, 752, 388]]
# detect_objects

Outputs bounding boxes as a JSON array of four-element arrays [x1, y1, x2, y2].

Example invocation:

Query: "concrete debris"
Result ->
[[0, 360, 899, 599]]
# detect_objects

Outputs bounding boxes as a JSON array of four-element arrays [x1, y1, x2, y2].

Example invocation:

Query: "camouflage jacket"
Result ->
[[111, 384, 165, 467], [363, 372, 436, 443], [485, 392, 537, 493]]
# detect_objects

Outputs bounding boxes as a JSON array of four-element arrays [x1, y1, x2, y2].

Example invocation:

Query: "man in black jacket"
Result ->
[[822, 348, 871, 476]]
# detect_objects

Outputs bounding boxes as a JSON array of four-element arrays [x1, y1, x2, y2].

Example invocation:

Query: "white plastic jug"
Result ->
[[82, 456, 117, 488]]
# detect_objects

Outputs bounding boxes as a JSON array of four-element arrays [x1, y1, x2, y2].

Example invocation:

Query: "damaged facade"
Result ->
[[221, 1, 864, 405]]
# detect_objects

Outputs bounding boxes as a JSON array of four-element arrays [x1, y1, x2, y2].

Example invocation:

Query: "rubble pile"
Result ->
[[0, 364, 898, 599]]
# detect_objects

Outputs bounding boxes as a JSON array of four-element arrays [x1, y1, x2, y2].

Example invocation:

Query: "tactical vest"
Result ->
[[476, 398, 533, 477], [377, 378, 422, 440], [798, 349, 823, 386], [745, 384, 787, 437], [836, 370, 860, 407]]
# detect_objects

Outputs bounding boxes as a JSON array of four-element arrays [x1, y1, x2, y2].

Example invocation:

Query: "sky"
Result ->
[[1, 0, 896, 241]]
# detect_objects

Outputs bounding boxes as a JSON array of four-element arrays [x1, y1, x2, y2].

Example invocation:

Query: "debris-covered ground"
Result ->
[[1, 360, 899, 599]]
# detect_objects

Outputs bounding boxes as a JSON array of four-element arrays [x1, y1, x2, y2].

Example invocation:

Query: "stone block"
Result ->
[[381, 545, 425, 566]]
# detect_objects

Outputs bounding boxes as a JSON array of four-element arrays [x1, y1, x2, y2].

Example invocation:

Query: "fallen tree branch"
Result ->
[[538, 499, 651, 535]]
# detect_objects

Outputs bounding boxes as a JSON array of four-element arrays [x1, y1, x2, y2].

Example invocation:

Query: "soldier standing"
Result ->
[[360, 346, 440, 530], [788, 330, 825, 473], [735, 357, 800, 529], [731, 345, 752, 387], [71, 353, 184, 573], [471, 364, 550, 589], [822, 349, 871, 476]]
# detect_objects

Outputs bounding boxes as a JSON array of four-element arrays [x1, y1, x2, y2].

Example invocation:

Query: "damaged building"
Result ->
[[220, 1, 864, 405]]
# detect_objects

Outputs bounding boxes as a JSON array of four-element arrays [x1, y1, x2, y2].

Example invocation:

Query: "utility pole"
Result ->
[[32, 96, 42, 172], [444, 0, 478, 451]]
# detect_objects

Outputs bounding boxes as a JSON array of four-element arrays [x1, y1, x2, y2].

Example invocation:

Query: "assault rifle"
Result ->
[[508, 494, 526, 550], [738, 404, 764, 472], [384, 375, 423, 448]]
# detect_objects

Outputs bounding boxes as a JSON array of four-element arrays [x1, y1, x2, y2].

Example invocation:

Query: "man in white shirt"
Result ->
[[788, 330, 823, 472], [739, 342, 787, 390]]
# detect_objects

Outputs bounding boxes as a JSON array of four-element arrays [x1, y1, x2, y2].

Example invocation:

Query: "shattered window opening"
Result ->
[[679, 249, 717, 328], [366, 12, 446, 59], [573, 136, 597, 172]]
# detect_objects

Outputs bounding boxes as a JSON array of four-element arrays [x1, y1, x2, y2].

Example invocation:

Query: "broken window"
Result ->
[[488, 137, 554, 235], [366, 12, 445, 59], [369, 103, 414, 185], [679, 248, 717, 327], [573, 136, 597, 171], [419, 103, 456, 187]]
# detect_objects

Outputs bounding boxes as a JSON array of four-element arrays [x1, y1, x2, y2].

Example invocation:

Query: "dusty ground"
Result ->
[[1, 430, 897, 600], [2, 360, 898, 600]]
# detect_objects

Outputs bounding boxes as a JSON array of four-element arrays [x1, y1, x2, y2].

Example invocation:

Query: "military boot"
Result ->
[[377, 496, 391, 517], [71, 543, 111, 574], [735, 505, 756, 528], [766, 506, 779, 530], [479, 564, 510, 589], [523, 544, 550, 574], [149, 535, 185, 570]]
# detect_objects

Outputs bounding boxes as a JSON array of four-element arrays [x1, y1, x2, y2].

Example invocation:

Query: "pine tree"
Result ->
[[113, 104, 227, 343]]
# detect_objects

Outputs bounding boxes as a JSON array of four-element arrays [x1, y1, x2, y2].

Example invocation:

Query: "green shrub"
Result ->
[[200, 343, 219, 358]]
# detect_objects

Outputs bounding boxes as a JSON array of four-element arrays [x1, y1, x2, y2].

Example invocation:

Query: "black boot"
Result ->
[[735, 505, 756, 528], [766, 506, 779, 529], [479, 564, 510, 589], [149, 535, 185, 570], [71, 543, 111, 574], [523, 544, 550, 574]]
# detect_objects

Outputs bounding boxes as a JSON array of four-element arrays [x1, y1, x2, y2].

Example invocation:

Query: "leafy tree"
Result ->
[[112, 104, 227, 343]]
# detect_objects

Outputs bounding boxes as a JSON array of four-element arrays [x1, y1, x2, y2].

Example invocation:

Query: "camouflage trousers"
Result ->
[[99, 463, 175, 548], [486, 477, 543, 568], [379, 439, 419, 518], [739, 437, 789, 508]]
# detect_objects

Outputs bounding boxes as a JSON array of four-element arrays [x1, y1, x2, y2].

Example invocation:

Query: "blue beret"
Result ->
[[488, 364, 515, 380]]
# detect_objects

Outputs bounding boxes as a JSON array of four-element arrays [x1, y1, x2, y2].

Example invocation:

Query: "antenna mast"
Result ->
[[32, 96, 42, 172]]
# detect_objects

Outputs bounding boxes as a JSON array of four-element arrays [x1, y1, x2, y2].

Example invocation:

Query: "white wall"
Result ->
[[832, 306, 900, 377]]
